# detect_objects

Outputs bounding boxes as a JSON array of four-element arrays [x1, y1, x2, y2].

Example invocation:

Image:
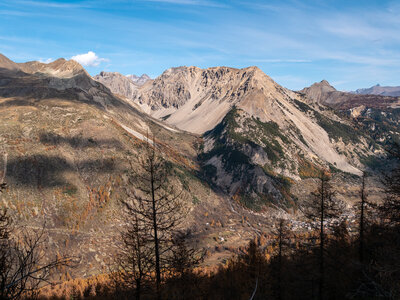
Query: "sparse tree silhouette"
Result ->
[[380, 143, 400, 224], [358, 171, 367, 263], [355, 171, 376, 264], [114, 208, 153, 300], [269, 218, 289, 300], [164, 230, 204, 299], [169, 231, 203, 280], [0, 210, 73, 300], [303, 171, 343, 300], [121, 135, 187, 299]]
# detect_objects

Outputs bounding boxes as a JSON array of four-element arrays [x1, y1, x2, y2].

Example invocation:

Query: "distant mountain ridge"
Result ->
[[300, 80, 399, 109], [93, 71, 140, 100], [93, 71, 151, 100], [126, 73, 151, 86], [354, 84, 400, 97], [0, 53, 87, 78]]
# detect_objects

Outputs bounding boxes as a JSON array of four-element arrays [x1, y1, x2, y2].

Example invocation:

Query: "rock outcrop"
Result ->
[[93, 71, 140, 100]]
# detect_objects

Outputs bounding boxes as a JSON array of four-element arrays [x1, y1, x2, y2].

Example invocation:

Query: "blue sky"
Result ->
[[0, 0, 399, 90]]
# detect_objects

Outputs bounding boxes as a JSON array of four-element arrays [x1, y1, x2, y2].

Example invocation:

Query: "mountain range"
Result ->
[[1, 53, 399, 276], [300, 80, 399, 109]]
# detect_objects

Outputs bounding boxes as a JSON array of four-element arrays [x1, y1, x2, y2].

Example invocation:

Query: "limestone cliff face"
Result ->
[[132, 66, 297, 133]]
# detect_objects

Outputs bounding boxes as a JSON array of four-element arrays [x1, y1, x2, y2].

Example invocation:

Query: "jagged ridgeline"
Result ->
[[109, 65, 394, 209]]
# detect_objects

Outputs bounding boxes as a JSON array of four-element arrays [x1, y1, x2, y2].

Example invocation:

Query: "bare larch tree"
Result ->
[[120, 136, 187, 299], [304, 171, 343, 300]]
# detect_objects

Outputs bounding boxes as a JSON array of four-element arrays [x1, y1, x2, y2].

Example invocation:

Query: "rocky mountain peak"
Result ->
[[128, 65, 296, 134], [18, 57, 87, 78], [313, 80, 336, 91], [299, 80, 337, 104]]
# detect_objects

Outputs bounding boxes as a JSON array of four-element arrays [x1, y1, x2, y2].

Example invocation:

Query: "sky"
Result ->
[[0, 0, 399, 91]]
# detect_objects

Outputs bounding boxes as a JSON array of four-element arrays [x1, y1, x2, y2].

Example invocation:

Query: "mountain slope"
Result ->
[[0, 56, 128, 109], [0, 53, 20, 70], [1, 54, 256, 276]]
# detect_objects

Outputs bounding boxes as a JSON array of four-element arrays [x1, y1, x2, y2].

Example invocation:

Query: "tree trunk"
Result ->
[[319, 179, 325, 300], [278, 220, 283, 300], [150, 156, 161, 300], [359, 172, 366, 263]]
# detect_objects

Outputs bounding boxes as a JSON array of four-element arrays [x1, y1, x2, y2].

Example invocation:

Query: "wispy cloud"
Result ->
[[248, 59, 311, 63], [13, 0, 91, 9], [39, 58, 53, 63], [71, 51, 108, 67], [316, 51, 400, 67], [143, 0, 226, 7], [320, 18, 400, 43], [0, 9, 33, 16], [1, 0, 399, 90]]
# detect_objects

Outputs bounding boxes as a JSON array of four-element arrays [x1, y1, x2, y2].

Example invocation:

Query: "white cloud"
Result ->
[[71, 51, 107, 67], [39, 58, 53, 64]]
